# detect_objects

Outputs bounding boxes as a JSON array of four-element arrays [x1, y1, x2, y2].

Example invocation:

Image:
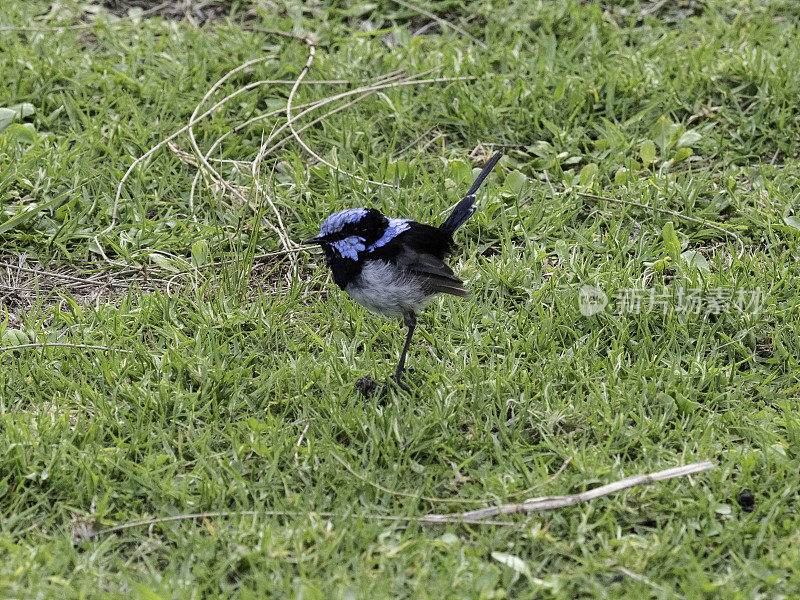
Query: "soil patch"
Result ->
[[0, 257, 156, 327]]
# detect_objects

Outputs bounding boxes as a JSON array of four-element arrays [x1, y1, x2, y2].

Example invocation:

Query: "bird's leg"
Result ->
[[393, 311, 417, 391]]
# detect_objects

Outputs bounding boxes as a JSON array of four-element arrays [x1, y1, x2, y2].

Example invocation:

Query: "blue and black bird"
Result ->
[[305, 151, 503, 391]]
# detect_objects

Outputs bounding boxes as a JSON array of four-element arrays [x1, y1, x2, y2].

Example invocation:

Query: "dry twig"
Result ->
[[90, 460, 714, 537], [331, 451, 573, 505], [421, 461, 715, 523], [93, 511, 515, 536], [104, 23, 475, 275]]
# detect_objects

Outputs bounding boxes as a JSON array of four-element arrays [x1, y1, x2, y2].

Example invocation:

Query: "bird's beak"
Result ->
[[304, 235, 324, 245]]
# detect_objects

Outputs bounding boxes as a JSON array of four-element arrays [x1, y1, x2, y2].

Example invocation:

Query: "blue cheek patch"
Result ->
[[367, 218, 411, 251], [331, 235, 366, 260]]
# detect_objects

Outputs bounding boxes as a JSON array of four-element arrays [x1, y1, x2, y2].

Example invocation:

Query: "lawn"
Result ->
[[1, 0, 799, 597]]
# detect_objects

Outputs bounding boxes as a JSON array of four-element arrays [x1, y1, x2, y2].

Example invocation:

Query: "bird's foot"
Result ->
[[354, 367, 415, 397], [391, 365, 416, 392], [390, 371, 411, 392]]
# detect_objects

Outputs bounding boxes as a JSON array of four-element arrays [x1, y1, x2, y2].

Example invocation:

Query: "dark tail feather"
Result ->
[[439, 151, 503, 235]]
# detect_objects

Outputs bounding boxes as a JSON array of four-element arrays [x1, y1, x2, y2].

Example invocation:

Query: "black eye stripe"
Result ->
[[332, 222, 368, 237]]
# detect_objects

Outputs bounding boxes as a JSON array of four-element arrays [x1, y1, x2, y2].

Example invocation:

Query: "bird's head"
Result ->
[[305, 208, 389, 261]]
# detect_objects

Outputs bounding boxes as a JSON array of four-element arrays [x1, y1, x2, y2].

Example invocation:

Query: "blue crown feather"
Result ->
[[319, 208, 368, 236]]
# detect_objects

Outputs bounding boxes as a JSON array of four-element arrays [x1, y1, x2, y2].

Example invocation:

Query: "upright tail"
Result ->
[[439, 151, 503, 235]]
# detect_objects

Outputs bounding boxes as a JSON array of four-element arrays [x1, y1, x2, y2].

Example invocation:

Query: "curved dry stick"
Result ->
[[109, 65, 347, 234], [95, 73, 476, 267], [99, 78, 341, 265], [186, 96, 326, 219], [423, 460, 716, 523], [89, 460, 714, 536], [247, 68, 441, 191], [278, 36, 397, 189], [186, 56, 296, 250], [109, 73, 275, 234], [219, 71, 411, 180], [200, 69, 433, 183], [91, 510, 514, 537], [187, 73, 474, 243]]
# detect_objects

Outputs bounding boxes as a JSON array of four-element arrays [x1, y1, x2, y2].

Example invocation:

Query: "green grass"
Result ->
[[2, 0, 800, 597]]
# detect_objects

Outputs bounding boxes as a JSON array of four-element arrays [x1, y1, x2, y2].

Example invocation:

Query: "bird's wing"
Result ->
[[397, 248, 469, 298]]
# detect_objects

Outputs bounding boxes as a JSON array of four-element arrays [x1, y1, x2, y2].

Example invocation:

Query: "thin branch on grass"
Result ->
[[109, 66, 280, 232], [91, 460, 714, 536], [370, 68, 407, 83], [392, 0, 488, 49], [186, 53, 299, 252], [93, 511, 515, 536], [0, 22, 98, 32], [331, 451, 573, 505], [278, 36, 396, 189], [11, 518, 46, 538], [498, 456, 574, 501], [0, 343, 133, 354], [421, 461, 716, 523], [107, 54, 352, 236]]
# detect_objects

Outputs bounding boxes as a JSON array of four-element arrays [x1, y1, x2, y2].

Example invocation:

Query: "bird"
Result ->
[[305, 151, 503, 392]]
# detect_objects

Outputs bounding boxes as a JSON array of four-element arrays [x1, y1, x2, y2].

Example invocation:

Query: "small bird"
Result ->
[[305, 151, 503, 391]]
